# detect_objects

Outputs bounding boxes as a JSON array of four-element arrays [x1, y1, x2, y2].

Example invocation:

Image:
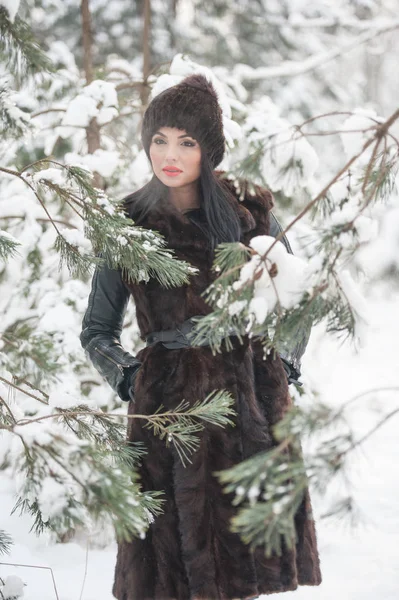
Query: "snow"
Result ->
[[65, 150, 120, 178], [0, 229, 20, 245], [243, 96, 319, 196], [335, 269, 370, 347], [249, 296, 269, 324], [236, 234, 311, 315], [0, 0, 20, 22], [0, 575, 25, 599], [32, 168, 66, 187], [59, 227, 92, 254], [340, 109, 384, 162], [355, 201, 399, 279], [48, 389, 81, 410], [12, 423, 54, 447], [62, 81, 118, 128], [37, 478, 70, 523], [62, 95, 98, 128], [1, 287, 399, 599], [227, 299, 247, 317]]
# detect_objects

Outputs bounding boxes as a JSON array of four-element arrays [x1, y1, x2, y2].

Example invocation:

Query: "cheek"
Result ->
[[149, 146, 157, 168], [149, 145, 164, 169], [190, 150, 202, 174]]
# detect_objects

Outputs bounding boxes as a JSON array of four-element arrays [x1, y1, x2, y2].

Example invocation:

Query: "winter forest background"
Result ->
[[1, 0, 399, 598]]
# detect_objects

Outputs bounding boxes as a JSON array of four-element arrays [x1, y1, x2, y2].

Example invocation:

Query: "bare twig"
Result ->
[[234, 21, 399, 81], [0, 215, 78, 228], [262, 107, 399, 260], [0, 562, 59, 600], [0, 376, 48, 405], [78, 541, 89, 600]]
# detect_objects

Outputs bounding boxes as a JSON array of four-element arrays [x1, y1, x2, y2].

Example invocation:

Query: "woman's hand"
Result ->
[[127, 364, 142, 402]]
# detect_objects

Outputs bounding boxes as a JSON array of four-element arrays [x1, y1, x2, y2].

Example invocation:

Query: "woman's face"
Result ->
[[149, 126, 202, 189]]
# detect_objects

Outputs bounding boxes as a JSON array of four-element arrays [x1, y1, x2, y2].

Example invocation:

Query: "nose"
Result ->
[[164, 142, 180, 162]]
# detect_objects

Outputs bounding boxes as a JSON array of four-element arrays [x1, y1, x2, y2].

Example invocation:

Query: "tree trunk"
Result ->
[[141, 0, 151, 108], [81, 0, 103, 188]]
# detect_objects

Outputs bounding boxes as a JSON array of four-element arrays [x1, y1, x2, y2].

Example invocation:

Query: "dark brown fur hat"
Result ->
[[141, 73, 225, 169]]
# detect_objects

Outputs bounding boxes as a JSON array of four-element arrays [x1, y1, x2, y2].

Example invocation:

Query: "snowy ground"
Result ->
[[1, 285, 398, 600]]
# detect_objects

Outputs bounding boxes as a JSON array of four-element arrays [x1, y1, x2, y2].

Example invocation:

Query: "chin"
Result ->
[[158, 172, 197, 188]]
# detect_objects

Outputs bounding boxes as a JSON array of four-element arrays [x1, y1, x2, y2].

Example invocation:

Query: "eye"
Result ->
[[182, 140, 196, 147], [152, 137, 165, 144]]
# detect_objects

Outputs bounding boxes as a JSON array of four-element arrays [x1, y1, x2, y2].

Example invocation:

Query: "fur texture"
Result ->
[[113, 176, 322, 600], [141, 73, 225, 169]]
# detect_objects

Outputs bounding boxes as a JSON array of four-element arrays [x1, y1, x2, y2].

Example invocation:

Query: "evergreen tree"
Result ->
[[1, 2, 399, 591]]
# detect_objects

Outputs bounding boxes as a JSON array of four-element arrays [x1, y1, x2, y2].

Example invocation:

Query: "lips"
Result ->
[[162, 167, 183, 177]]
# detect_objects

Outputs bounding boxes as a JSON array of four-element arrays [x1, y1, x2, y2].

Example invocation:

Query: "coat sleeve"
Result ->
[[269, 212, 311, 381], [80, 256, 141, 401]]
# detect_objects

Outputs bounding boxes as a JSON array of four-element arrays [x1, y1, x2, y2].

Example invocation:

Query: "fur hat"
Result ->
[[141, 73, 225, 169]]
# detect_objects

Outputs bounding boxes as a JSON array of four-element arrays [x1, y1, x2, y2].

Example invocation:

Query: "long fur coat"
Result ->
[[112, 177, 322, 600]]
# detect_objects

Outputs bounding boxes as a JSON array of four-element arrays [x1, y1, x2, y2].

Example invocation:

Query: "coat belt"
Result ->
[[145, 316, 240, 350]]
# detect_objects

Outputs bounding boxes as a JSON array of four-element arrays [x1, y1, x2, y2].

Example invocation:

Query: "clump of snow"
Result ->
[[340, 108, 384, 163], [0, 0, 21, 22], [37, 477, 71, 522], [249, 296, 268, 324], [0, 574, 25, 599], [32, 168, 67, 186], [13, 422, 54, 446], [62, 95, 98, 128], [65, 149, 120, 178], [243, 96, 319, 195], [355, 201, 399, 279], [62, 81, 118, 128], [47, 41, 78, 74], [106, 57, 142, 80], [228, 299, 247, 316], [1, 229, 20, 245], [335, 269, 370, 347], [2, 89, 30, 129], [48, 389, 81, 409], [96, 193, 116, 215], [233, 235, 310, 321], [59, 227, 92, 254]]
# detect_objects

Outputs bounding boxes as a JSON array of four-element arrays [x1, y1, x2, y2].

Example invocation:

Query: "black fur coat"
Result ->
[[112, 178, 322, 600]]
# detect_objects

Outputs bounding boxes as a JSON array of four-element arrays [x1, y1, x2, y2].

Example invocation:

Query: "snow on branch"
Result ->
[[233, 20, 399, 81]]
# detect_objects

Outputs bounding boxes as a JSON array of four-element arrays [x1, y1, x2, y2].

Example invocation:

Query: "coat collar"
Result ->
[[134, 172, 272, 246]]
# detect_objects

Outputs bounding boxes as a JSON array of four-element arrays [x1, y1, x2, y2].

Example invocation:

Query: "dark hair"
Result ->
[[121, 152, 242, 251]]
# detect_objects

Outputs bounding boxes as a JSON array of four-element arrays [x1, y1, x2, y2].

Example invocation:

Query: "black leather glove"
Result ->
[[281, 357, 303, 387], [118, 363, 142, 402]]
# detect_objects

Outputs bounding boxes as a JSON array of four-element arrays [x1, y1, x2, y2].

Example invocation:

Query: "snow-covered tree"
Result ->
[[1, 1, 399, 584]]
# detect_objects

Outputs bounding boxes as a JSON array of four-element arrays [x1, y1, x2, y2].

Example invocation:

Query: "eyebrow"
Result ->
[[153, 131, 195, 139]]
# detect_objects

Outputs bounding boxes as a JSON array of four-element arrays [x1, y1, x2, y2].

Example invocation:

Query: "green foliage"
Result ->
[[0, 529, 13, 555], [1, 322, 61, 387], [0, 8, 53, 77], [1, 390, 237, 542], [357, 149, 399, 205], [0, 85, 31, 138], [143, 389, 236, 466], [0, 229, 21, 262], [217, 405, 308, 556]]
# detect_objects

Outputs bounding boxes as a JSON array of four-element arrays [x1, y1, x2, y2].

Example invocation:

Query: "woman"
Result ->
[[80, 73, 322, 600]]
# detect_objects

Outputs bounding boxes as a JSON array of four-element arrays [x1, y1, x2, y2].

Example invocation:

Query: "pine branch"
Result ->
[[233, 20, 399, 81], [0, 230, 21, 261], [0, 85, 31, 138], [0, 9, 53, 77], [0, 387, 236, 539], [143, 390, 236, 465], [0, 161, 196, 286], [0, 531, 13, 556]]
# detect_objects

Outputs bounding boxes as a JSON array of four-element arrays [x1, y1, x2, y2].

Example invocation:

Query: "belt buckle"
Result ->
[[175, 328, 190, 348]]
